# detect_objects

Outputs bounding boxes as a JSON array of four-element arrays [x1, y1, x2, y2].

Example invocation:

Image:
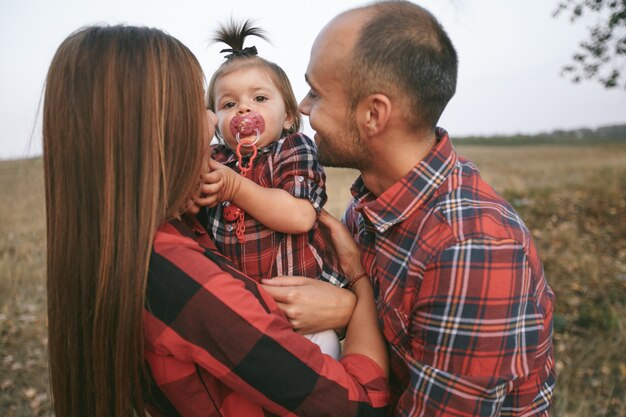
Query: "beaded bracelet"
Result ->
[[347, 272, 368, 290]]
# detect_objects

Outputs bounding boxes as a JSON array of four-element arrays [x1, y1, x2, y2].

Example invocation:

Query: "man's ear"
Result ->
[[356, 94, 392, 136]]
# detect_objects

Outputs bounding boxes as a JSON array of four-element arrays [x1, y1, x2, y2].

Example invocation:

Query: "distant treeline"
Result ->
[[453, 123, 626, 145]]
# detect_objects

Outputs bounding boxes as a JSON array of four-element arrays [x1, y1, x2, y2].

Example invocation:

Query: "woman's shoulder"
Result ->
[[153, 220, 202, 257], [150, 219, 227, 286]]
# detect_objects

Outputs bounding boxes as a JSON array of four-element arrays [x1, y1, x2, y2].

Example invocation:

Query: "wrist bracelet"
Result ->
[[347, 272, 368, 290]]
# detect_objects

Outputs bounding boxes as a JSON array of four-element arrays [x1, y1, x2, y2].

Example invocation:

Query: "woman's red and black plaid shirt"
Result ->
[[143, 217, 388, 416]]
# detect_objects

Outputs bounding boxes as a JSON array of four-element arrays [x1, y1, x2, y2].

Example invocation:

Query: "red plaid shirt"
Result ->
[[344, 129, 555, 417], [144, 217, 389, 417], [202, 133, 347, 287]]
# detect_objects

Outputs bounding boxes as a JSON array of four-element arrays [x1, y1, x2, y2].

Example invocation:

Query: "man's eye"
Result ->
[[306, 90, 317, 99]]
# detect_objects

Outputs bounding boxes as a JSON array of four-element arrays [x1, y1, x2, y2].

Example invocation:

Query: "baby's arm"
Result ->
[[199, 158, 316, 234]]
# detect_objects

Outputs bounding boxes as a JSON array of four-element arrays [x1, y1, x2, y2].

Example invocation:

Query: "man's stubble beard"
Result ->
[[316, 112, 370, 170]]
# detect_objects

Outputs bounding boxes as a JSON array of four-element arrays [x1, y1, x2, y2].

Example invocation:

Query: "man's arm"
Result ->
[[261, 210, 388, 375], [260, 209, 366, 334]]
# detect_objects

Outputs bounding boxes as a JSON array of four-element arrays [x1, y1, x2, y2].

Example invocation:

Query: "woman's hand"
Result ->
[[318, 210, 365, 279], [261, 276, 356, 334]]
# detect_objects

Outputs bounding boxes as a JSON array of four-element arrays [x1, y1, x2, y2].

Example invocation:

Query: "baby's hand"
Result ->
[[195, 159, 242, 207]]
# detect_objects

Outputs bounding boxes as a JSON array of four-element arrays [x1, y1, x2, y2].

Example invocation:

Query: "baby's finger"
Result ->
[[208, 158, 225, 171], [194, 194, 218, 208], [185, 198, 201, 214], [200, 181, 222, 197], [202, 171, 222, 185]]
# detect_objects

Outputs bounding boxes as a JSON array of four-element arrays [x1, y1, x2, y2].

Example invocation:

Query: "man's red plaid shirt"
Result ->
[[344, 129, 556, 417]]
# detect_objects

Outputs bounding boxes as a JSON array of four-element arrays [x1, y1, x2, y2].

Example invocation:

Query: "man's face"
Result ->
[[298, 15, 367, 169]]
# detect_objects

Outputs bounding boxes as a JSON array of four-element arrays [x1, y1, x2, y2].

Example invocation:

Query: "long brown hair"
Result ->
[[43, 25, 207, 417]]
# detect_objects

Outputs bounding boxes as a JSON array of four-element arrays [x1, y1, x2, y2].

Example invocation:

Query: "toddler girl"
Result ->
[[199, 21, 347, 358]]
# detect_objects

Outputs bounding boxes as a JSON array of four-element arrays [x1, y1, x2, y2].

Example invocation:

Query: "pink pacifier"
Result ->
[[223, 112, 264, 244], [229, 112, 265, 146]]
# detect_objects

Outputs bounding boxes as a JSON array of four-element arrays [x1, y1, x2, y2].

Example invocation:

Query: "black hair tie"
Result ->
[[220, 46, 258, 60]]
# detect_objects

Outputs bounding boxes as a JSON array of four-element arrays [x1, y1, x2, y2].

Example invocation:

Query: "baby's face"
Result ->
[[213, 67, 293, 152]]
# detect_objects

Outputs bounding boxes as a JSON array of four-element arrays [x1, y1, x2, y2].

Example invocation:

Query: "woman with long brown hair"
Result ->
[[43, 25, 388, 417]]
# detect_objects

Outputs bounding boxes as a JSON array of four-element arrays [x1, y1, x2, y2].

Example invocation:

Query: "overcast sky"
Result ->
[[1, 0, 625, 160]]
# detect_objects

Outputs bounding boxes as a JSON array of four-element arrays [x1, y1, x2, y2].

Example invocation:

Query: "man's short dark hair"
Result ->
[[348, 0, 458, 130]]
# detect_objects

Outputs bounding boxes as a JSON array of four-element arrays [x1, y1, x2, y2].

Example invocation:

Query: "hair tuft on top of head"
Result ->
[[211, 19, 270, 51]]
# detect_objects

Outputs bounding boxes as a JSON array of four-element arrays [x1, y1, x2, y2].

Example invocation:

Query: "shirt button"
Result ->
[[295, 175, 304, 182], [226, 224, 234, 232], [362, 232, 374, 244]]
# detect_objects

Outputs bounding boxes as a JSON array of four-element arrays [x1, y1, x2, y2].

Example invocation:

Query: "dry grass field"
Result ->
[[1, 142, 625, 416]]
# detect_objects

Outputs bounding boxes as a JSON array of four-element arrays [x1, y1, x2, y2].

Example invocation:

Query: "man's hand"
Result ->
[[261, 276, 356, 334], [318, 210, 366, 279]]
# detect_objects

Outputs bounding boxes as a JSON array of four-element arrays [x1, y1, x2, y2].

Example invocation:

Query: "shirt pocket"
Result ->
[[378, 300, 411, 351], [376, 269, 421, 352]]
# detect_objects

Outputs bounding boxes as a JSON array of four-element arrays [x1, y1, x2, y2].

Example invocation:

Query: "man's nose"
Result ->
[[298, 98, 309, 116]]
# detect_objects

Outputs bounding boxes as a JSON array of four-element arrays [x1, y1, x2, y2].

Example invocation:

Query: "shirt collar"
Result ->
[[350, 128, 457, 233], [173, 214, 209, 236]]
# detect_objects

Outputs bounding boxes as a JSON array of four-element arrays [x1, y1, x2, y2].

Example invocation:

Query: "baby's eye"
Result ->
[[222, 101, 236, 109], [254, 95, 268, 103]]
